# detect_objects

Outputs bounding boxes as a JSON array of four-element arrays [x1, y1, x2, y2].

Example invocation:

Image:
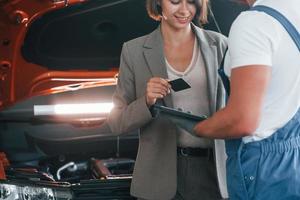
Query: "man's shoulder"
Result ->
[[230, 8, 282, 44], [231, 8, 277, 32]]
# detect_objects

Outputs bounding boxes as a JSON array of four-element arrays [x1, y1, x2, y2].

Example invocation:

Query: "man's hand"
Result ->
[[146, 77, 171, 107]]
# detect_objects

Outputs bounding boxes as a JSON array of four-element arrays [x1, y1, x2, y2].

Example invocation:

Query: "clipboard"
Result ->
[[152, 104, 207, 121], [151, 104, 207, 135]]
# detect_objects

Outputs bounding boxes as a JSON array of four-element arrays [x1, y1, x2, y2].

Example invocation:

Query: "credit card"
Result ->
[[168, 78, 191, 92]]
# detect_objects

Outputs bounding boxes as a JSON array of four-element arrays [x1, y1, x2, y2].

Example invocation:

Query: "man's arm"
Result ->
[[194, 65, 271, 139]]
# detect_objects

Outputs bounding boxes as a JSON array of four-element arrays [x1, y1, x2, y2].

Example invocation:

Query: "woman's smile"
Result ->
[[174, 15, 191, 24]]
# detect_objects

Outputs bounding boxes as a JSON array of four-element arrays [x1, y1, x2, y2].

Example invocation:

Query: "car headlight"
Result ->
[[0, 184, 18, 199], [21, 186, 55, 200], [0, 183, 72, 200]]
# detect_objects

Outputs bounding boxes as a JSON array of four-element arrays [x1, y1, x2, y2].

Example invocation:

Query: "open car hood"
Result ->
[[0, 0, 247, 111], [0, 0, 159, 111]]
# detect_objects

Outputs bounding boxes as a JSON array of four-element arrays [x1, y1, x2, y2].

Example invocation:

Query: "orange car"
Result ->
[[0, 0, 245, 199]]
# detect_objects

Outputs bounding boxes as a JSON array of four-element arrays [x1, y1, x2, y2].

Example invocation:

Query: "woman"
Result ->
[[108, 0, 227, 199]]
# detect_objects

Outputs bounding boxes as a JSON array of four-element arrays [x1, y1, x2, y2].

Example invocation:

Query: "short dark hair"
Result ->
[[146, 0, 210, 25]]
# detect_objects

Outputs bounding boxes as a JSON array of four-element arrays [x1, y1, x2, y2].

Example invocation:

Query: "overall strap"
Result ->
[[218, 48, 230, 97], [250, 5, 300, 52]]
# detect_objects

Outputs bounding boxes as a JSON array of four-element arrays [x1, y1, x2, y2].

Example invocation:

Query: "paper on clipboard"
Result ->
[[151, 104, 207, 136]]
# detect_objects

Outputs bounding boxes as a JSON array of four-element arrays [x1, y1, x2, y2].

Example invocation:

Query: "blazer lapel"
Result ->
[[143, 26, 173, 107], [192, 24, 218, 114]]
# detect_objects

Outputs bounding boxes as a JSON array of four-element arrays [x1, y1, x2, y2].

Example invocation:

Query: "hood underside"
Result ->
[[0, 0, 246, 110]]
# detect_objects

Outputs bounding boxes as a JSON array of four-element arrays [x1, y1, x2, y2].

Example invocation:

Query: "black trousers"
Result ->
[[138, 154, 221, 200]]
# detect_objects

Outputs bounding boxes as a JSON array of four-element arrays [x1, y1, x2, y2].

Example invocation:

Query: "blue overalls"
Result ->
[[226, 109, 300, 199], [218, 6, 300, 200]]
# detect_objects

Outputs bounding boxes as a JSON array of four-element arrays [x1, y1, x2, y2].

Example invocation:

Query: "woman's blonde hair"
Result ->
[[146, 0, 210, 25]]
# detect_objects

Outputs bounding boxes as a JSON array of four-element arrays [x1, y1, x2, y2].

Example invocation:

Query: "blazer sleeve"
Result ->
[[107, 43, 153, 135]]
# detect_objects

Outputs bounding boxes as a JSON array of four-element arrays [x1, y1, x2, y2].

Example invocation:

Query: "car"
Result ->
[[0, 0, 246, 199]]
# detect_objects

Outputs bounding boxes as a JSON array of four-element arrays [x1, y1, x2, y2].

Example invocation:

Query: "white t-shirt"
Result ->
[[224, 0, 300, 143]]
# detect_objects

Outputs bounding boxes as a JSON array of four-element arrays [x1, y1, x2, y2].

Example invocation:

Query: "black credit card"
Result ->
[[169, 78, 191, 92]]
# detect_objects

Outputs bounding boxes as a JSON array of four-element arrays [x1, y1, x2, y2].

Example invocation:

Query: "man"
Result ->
[[194, 0, 300, 199]]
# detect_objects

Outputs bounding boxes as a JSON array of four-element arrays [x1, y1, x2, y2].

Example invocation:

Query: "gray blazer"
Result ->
[[108, 24, 228, 200]]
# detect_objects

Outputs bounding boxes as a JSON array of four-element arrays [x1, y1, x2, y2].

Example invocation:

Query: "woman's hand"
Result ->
[[146, 77, 171, 107]]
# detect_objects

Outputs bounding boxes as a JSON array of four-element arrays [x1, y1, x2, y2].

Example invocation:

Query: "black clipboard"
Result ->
[[152, 104, 207, 121], [151, 104, 207, 135]]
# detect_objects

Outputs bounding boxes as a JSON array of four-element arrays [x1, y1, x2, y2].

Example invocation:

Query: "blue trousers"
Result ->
[[226, 108, 300, 200]]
